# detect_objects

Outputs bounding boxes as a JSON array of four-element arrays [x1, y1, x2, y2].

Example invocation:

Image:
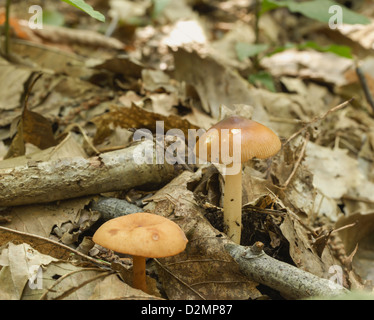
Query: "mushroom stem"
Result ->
[[223, 169, 242, 244], [132, 255, 147, 292]]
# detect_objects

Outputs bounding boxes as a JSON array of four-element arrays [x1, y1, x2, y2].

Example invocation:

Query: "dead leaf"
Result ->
[[0, 57, 31, 113], [0, 242, 58, 300], [261, 49, 353, 86], [91, 104, 200, 145], [337, 22, 374, 52], [0, 241, 156, 300], [304, 141, 374, 217], [280, 213, 336, 279], [0, 197, 98, 239], [0, 226, 101, 264], [0, 132, 87, 170], [173, 48, 269, 122], [336, 213, 374, 286], [88, 273, 158, 300]]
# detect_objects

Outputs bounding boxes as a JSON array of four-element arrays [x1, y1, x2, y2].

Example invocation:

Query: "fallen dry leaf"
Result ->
[[91, 104, 200, 145], [173, 48, 269, 122]]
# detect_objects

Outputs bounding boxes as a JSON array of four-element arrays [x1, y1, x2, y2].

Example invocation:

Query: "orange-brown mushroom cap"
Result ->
[[195, 116, 281, 164], [92, 212, 188, 258]]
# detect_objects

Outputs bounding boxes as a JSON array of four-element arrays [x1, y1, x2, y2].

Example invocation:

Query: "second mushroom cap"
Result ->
[[92, 212, 188, 258]]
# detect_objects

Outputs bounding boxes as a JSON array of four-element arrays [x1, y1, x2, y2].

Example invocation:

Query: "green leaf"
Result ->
[[268, 41, 352, 59], [248, 71, 276, 92], [260, 0, 282, 15], [266, 42, 295, 56], [235, 42, 269, 61], [152, 0, 171, 19], [263, 0, 370, 25], [60, 0, 105, 22], [43, 10, 65, 26], [300, 41, 352, 59]]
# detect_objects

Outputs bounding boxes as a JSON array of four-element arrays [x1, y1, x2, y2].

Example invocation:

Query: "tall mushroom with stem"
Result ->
[[195, 116, 281, 244], [92, 212, 188, 293]]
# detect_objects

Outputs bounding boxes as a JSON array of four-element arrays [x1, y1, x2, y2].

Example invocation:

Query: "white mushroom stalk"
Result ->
[[223, 169, 242, 243]]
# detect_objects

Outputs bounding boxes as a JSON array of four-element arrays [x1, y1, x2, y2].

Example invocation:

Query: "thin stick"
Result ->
[[283, 99, 353, 147], [280, 132, 309, 189], [355, 66, 374, 113], [331, 222, 356, 235], [22, 72, 43, 111], [62, 123, 100, 155], [4, 0, 11, 57]]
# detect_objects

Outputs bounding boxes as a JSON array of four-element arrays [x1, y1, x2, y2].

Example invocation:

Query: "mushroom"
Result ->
[[92, 212, 188, 293], [195, 116, 281, 244]]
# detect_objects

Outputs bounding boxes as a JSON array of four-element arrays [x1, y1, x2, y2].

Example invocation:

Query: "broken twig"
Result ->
[[225, 241, 349, 299]]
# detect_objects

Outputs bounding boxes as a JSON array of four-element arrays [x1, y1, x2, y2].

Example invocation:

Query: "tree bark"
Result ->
[[0, 141, 180, 207]]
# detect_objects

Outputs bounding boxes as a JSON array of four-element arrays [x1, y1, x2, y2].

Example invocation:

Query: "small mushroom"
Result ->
[[195, 116, 281, 244], [92, 212, 188, 293]]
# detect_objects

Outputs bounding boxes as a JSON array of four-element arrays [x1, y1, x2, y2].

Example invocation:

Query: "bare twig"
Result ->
[[40, 269, 114, 300], [355, 65, 374, 113], [22, 72, 43, 110], [283, 99, 353, 146], [331, 222, 356, 235], [61, 123, 100, 155], [280, 132, 310, 189]]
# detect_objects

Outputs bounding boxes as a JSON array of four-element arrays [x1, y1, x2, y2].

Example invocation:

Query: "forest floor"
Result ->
[[0, 0, 374, 300]]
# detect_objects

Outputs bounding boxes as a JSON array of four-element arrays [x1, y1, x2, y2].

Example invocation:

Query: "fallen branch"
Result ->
[[0, 141, 180, 207], [225, 241, 349, 299]]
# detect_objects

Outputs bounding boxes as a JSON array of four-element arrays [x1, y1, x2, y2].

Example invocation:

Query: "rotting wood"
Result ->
[[0, 141, 181, 207]]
